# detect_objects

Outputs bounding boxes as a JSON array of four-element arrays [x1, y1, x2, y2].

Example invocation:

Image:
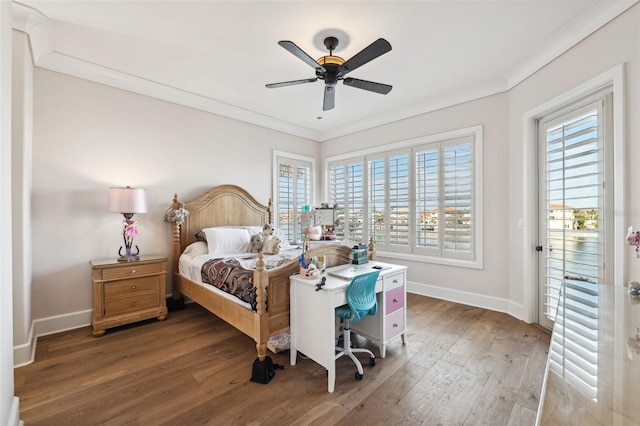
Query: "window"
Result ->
[[327, 126, 482, 268], [273, 151, 314, 243]]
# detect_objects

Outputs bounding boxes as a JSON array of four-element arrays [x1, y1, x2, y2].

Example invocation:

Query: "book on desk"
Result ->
[[326, 262, 392, 280]]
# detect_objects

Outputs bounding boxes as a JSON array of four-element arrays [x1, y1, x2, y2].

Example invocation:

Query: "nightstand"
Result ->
[[90, 255, 168, 336]]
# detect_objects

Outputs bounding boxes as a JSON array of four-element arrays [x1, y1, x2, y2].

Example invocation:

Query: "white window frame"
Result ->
[[326, 125, 483, 269], [272, 150, 315, 243]]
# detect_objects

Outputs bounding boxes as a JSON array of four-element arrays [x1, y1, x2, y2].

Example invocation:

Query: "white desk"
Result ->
[[289, 261, 407, 392]]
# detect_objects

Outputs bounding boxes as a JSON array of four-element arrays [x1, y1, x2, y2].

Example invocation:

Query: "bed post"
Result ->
[[170, 194, 183, 300], [254, 251, 268, 361]]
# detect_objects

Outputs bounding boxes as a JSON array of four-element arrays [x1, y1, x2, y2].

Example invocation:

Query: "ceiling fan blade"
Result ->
[[339, 38, 392, 75], [343, 77, 392, 94], [323, 86, 335, 111], [266, 78, 318, 89], [278, 41, 326, 72]]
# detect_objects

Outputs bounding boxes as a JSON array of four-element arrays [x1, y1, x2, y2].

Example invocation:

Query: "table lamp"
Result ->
[[107, 186, 148, 261]]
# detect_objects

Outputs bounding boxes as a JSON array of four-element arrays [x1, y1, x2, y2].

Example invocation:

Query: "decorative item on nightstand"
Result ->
[[107, 186, 148, 262]]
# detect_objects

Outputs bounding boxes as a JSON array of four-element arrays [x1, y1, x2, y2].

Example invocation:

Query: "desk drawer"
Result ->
[[385, 308, 405, 339], [105, 276, 160, 297], [383, 272, 404, 290], [105, 292, 160, 316], [385, 285, 404, 315], [101, 262, 164, 280]]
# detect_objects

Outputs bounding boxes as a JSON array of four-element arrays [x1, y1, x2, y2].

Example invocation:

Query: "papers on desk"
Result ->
[[326, 262, 391, 280]]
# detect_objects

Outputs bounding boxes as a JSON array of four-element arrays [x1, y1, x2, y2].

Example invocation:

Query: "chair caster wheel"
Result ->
[[369, 357, 376, 367], [355, 372, 363, 380]]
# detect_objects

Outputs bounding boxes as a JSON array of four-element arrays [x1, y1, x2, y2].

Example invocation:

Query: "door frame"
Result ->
[[520, 64, 625, 324]]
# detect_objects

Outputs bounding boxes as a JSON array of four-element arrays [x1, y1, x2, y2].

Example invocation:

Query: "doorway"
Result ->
[[537, 91, 613, 330]]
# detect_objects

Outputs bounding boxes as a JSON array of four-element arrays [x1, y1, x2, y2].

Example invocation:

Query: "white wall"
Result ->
[[1, 2, 20, 425], [12, 30, 32, 364], [30, 68, 318, 325]]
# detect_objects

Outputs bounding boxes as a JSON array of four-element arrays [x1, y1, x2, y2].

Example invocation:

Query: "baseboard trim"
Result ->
[[6, 396, 20, 426], [407, 281, 526, 321], [13, 309, 92, 367], [12, 324, 36, 368]]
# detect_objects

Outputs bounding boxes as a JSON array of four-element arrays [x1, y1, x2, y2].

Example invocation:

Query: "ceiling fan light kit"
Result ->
[[266, 36, 392, 111]]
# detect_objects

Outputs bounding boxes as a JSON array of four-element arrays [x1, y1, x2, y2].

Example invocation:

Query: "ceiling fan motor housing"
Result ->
[[319, 64, 340, 87]]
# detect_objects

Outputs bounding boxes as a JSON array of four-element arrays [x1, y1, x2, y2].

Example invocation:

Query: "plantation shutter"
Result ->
[[347, 162, 365, 243], [330, 159, 364, 242], [277, 157, 312, 243], [540, 98, 607, 402], [388, 151, 410, 251], [442, 138, 474, 259], [368, 156, 386, 247], [330, 162, 346, 240], [415, 146, 439, 254]]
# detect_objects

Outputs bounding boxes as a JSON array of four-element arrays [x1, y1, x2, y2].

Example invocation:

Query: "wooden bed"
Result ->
[[169, 184, 352, 361]]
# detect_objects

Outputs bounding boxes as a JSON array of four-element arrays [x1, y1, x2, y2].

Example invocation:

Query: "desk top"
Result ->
[[291, 261, 406, 291], [537, 283, 640, 425]]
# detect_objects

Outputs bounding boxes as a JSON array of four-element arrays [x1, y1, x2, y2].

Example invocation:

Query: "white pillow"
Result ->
[[203, 227, 251, 256], [183, 241, 208, 257]]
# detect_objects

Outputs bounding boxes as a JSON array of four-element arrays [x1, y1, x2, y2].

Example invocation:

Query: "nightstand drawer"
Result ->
[[105, 276, 160, 297], [105, 292, 160, 316], [101, 262, 165, 280]]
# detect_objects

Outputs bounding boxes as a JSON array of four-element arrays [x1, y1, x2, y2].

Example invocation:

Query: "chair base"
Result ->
[[335, 320, 375, 379]]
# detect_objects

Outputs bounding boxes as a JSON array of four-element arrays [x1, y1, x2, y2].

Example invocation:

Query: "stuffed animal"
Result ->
[[262, 235, 281, 255], [249, 233, 264, 253], [262, 223, 274, 237]]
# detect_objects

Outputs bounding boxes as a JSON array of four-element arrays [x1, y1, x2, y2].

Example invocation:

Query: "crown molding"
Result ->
[[12, 0, 639, 142], [502, 0, 639, 88]]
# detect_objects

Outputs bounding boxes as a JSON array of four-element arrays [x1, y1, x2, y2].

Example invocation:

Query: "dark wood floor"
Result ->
[[15, 293, 550, 425]]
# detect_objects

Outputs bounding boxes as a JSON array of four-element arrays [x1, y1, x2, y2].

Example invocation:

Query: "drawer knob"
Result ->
[[131, 301, 137, 306], [131, 270, 136, 274], [393, 298, 398, 303], [132, 285, 137, 289], [393, 279, 398, 284], [393, 323, 398, 328]]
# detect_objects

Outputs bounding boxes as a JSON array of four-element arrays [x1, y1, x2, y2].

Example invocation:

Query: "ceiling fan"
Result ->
[[266, 36, 392, 111]]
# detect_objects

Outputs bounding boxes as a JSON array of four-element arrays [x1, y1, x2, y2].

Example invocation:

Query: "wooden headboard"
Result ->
[[170, 185, 272, 269]]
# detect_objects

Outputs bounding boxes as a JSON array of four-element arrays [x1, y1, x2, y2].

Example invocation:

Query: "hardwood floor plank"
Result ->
[[15, 295, 550, 425]]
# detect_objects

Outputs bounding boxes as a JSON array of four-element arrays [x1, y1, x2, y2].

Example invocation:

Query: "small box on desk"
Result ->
[[352, 245, 368, 265]]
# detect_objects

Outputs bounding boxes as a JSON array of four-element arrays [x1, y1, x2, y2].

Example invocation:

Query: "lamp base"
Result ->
[[117, 254, 140, 262], [118, 245, 140, 262]]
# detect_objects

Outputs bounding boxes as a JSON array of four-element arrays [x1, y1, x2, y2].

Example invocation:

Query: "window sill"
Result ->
[[375, 250, 483, 270]]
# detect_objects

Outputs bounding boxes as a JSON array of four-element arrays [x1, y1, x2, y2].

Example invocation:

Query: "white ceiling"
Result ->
[[12, 0, 639, 141]]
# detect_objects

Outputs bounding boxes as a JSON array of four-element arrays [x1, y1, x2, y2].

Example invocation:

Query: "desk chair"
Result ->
[[335, 271, 380, 380]]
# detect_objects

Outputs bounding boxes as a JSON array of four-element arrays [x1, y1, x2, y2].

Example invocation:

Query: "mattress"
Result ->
[[178, 248, 301, 310]]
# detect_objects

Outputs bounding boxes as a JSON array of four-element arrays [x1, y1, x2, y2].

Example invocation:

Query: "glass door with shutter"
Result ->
[[537, 93, 612, 400]]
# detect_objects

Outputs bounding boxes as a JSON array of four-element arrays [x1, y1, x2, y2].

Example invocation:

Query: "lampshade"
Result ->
[[107, 186, 148, 214]]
